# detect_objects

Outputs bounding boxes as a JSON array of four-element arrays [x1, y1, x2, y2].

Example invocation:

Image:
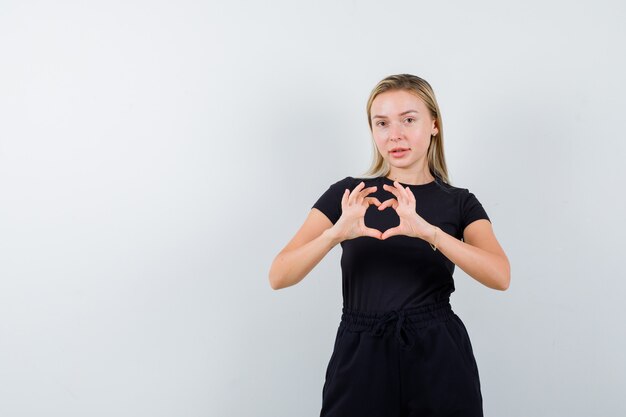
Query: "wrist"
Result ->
[[426, 225, 439, 251], [323, 226, 343, 247]]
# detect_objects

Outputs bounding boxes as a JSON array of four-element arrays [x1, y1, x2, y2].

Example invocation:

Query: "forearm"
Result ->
[[424, 227, 509, 291], [269, 228, 342, 290]]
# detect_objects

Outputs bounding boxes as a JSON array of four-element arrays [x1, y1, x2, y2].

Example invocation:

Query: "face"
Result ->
[[370, 89, 438, 174]]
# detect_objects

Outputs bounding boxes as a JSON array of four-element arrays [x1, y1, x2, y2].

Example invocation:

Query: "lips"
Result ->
[[390, 147, 410, 153]]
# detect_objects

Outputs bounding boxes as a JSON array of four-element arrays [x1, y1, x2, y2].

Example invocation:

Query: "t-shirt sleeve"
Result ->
[[460, 189, 491, 232], [311, 176, 354, 224]]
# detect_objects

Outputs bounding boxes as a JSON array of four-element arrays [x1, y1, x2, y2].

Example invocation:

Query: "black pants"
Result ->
[[320, 299, 483, 417]]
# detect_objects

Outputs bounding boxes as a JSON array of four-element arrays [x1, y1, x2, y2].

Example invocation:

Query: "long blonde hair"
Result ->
[[359, 74, 451, 185]]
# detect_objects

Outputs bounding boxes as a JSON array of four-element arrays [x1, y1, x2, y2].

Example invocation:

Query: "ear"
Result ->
[[432, 120, 439, 136]]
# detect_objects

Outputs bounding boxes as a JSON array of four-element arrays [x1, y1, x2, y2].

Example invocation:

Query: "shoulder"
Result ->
[[327, 175, 360, 191], [432, 179, 467, 196], [311, 176, 360, 224], [338, 175, 358, 186], [312, 176, 359, 203], [449, 183, 481, 198], [432, 181, 486, 212], [434, 177, 483, 195]]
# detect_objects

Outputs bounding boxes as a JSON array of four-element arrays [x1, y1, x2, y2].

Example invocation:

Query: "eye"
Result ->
[[405, 117, 415, 123], [375, 121, 386, 127]]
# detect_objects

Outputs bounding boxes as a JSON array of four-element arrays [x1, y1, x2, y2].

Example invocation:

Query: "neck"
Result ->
[[386, 169, 435, 185]]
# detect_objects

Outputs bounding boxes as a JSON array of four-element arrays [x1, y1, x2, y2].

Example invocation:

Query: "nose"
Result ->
[[388, 121, 403, 141]]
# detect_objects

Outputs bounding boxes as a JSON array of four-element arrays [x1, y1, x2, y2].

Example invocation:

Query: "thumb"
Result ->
[[364, 227, 383, 240], [381, 226, 401, 240]]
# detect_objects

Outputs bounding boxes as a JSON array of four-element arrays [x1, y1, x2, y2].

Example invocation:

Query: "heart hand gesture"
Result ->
[[378, 180, 433, 241], [334, 181, 384, 241]]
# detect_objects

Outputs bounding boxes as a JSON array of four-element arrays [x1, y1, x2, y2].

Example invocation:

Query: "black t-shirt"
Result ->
[[311, 175, 491, 312]]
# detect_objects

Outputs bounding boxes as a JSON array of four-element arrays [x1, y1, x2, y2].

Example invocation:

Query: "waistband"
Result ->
[[340, 299, 454, 349]]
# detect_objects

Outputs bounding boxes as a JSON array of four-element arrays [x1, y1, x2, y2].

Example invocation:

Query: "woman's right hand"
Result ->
[[331, 181, 383, 242]]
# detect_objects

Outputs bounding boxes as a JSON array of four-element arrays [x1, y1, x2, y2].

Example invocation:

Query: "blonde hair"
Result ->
[[359, 74, 451, 185]]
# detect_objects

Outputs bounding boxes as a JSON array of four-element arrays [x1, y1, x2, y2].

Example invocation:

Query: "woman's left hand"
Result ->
[[378, 181, 434, 241]]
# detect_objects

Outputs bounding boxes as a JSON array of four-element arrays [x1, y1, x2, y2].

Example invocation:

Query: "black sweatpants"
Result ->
[[320, 299, 483, 417]]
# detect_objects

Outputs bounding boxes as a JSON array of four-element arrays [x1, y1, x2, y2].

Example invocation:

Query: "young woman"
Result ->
[[269, 74, 510, 417]]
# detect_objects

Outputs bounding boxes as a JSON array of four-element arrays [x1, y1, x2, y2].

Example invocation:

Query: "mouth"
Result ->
[[389, 147, 410, 158], [389, 147, 410, 153]]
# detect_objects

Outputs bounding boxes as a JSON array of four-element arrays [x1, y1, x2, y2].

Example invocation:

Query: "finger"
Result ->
[[395, 183, 410, 204], [339, 188, 350, 209], [358, 185, 377, 205], [404, 185, 416, 204], [382, 183, 400, 198], [391, 183, 412, 205], [378, 198, 397, 210], [349, 181, 365, 205], [360, 185, 378, 196], [383, 183, 407, 204], [403, 186, 418, 208], [406, 187, 416, 203], [365, 197, 382, 207]]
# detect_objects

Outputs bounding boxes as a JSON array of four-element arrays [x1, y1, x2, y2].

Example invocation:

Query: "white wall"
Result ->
[[1, 1, 625, 416]]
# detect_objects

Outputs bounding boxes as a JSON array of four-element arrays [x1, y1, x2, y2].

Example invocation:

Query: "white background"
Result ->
[[1, 1, 625, 416]]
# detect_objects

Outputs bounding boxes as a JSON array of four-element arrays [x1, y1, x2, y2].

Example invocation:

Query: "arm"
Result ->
[[425, 219, 510, 291], [269, 209, 342, 290]]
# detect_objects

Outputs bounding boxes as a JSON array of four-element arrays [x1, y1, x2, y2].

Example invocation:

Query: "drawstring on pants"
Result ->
[[372, 309, 412, 349], [340, 299, 455, 351]]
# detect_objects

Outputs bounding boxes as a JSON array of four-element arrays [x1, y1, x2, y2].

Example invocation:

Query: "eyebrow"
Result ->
[[372, 110, 419, 119]]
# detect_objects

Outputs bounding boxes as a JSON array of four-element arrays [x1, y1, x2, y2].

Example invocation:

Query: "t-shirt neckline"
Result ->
[[380, 175, 438, 189]]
